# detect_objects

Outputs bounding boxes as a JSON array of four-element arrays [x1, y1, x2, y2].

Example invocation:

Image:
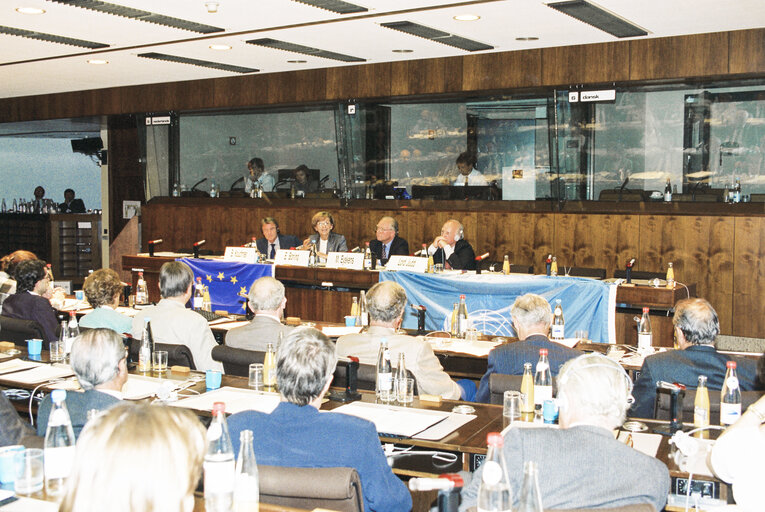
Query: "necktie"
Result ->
[[270, 243, 276, 259], [464, 175, 469, 186], [383, 244, 389, 260]]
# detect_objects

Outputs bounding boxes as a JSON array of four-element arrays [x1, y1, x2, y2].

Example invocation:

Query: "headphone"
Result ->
[[454, 227, 463, 242], [556, 355, 634, 413]]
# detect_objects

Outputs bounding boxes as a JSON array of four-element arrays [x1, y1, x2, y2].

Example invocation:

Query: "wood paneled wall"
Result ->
[[140, 198, 765, 338], [1, 29, 764, 123]]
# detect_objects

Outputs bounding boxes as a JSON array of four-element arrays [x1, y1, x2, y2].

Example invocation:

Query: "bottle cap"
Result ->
[[460, 294, 466, 299], [642, 307, 649, 313], [212, 402, 226, 414], [698, 375, 707, 384], [486, 432, 503, 447], [726, 361, 737, 369], [539, 348, 548, 356], [51, 389, 66, 403]]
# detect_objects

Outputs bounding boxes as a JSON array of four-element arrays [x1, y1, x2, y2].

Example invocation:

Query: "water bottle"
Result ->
[[193, 277, 204, 311], [376, 337, 393, 402], [234, 430, 259, 512], [172, 182, 180, 197], [694, 374, 710, 436], [516, 461, 543, 512], [138, 317, 152, 372], [135, 271, 148, 304], [456, 295, 469, 337], [65, 311, 79, 354], [551, 299, 564, 341], [263, 343, 277, 388], [477, 432, 512, 512], [534, 349, 552, 414], [394, 352, 407, 400], [502, 255, 510, 275], [666, 262, 675, 289], [44, 390, 75, 496], [720, 361, 741, 425], [210, 180, 218, 198], [359, 290, 369, 326], [637, 307, 652, 350], [0, 199, 5, 212], [205, 402, 235, 512], [363, 242, 372, 270]]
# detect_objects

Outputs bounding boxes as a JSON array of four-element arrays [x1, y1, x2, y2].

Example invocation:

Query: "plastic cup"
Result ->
[[74, 290, 84, 301], [503, 391, 522, 425], [206, 369, 222, 390], [14, 448, 43, 494], [152, 350, 168, 372], [396, 377, 414, 404], [26, 339, 42, 356], [248, 363, 264, 389], [344, 315, 356, 327], [0, 445, 24, 484], [543, 399, 559, 424]]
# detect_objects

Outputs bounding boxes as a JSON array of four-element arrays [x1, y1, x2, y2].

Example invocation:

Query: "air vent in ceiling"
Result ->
[[547, 0, 648, 38], [246, 38, 365, 62], [0, 25, 108, 48], [47, 0, 224, 34], [137, 52, 258, 73], [292, 0, 367, 14], [380, 21, 492, 52]]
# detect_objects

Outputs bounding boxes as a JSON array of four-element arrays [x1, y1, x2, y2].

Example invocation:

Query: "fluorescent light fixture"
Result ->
[[138, 52, 259, 73], [453, 14, 480, 21], [515, 36, 539, 41], [87, 59, 108, 65], [287, 59, 307, 63], [392, 49, 413, 53], [246, 38, 364, 63], [380, 21, 493, 52], [547, 0, 648, 38], [15, 7, 46, 14], [209, 44, 231, 50]]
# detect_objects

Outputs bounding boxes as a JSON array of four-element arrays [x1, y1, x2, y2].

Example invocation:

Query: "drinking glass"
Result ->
[[503, 390, 522, 427], [206, 369, 222, 390], [49, 340, 64, 362], [396, 377, 414, 404], [248, 363, 264, 390], [152, 350, 168, 372], [14, 448, 43, 494]]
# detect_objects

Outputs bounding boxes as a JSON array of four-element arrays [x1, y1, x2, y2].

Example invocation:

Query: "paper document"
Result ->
[[169, 386, 280, 414], [0, 495, 58, 511], [211, 320, 250, 331], [322, 326, 363, 337], [617, 431, 662, 458], [2, 364, 74, 384], [428, 338, 500, 357], [0, 359, 43, 375]]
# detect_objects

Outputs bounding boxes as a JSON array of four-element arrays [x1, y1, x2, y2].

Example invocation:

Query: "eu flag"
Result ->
[[178, 258, 273, 313]]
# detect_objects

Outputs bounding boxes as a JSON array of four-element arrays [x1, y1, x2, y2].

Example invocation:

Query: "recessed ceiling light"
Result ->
[[15, 7, 46, 14], [453, 14, 480, 21], [87, 59, 108, 65], [204, 1, 219, 13], [287, 59, 307, 64], [392, 49, 413, 53], [209, 44, 231, 51], [516, 36, 539, 41]]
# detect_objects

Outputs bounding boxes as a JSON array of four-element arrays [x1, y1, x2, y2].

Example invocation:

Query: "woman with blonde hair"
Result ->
[[79, 268, 132, 333], [60, 404, 205, 512], [302, 211, 347, 262]]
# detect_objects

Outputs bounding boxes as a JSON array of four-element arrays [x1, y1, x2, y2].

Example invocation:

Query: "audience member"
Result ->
[[0, 249, 37, 296], [245, 156, 275, 193], [302, 211, 348, 262], [60, 403, 205, 512], [228, 326, 411, 512], [36, 328, 127, 438], [225, 276, 293, 351], [79, 268, 132, 333], [255, 217, 301, 259], [461, 353, 670, 511], [476, 293, 583, 402], [427, 219, 476, 270], [0, 392, 37, 447], [630, 298, 758, 418], [1, 259, 58, 342], [131, 261, 222, 372], [59, 188, 86, 213], [337, 281, 463, 399], [369, 216, 409, 266], [453, 151, 487, 186]]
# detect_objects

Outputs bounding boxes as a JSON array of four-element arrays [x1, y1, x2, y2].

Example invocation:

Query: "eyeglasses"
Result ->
[[316, 221, 332, 227], [376, 226, 393, 232]]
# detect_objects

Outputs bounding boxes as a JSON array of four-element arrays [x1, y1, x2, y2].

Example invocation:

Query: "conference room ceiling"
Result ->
[[1, 0, 764, 100]]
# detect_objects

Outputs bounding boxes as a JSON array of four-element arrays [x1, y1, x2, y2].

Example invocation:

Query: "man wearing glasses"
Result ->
[[369, 216, 409, 266]]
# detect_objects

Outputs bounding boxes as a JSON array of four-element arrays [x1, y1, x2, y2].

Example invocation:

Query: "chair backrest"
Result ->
[[548, 505, 655, 512], [566, 267, 607, 279], [333, 359, 417, 395], [211, 345, 264, 376], [0, 315, 48, 347], [488, 374, 524, 405], [128, 337, 196, 370], [258, 465, 364, 512], [613, 269, 667, 281], [654, 387, 764, 424]]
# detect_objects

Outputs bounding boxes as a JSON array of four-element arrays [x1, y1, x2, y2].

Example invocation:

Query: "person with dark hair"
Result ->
[[255, 217, 301, 258], [79, 268, 132, 333], [245, 157, 275, 193], [1, 259, 58, 342], [630, 297, 759, 418], [369, 216, 409, 266], [59, 188, 86, 213], [293, 164, 318, 195], [0, 249, 37, 296], [454, 151, 487, 186]]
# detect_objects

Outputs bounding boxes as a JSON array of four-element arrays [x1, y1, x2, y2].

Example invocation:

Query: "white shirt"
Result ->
[[453, 168, 488, 186], [428, 242, 455, 260], [245, 172, 276, 193]]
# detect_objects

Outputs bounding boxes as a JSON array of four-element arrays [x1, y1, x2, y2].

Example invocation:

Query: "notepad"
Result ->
[[169, 386, 280, 414]]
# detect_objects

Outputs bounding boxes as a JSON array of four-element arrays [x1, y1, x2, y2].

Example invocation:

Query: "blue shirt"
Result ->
[[79, 306, 133, 334]]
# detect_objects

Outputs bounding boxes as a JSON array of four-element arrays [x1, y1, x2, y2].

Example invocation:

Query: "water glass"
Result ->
[[49, 340, 64, 362], [434, 263, 444, 273], [503, 390, 522, 425], [465, 328, 480, 342], [396, 377, 414, 404], [152, 350, 168, 372], [574, 329, 589, 341], [14, 448, 44, 494], [248, 363, 264, 389], [0, 445, 24, 484]]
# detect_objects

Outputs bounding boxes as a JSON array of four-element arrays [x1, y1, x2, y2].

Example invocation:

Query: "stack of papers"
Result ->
[[1, 364, 74, 384], [169, 386, 280, 414]]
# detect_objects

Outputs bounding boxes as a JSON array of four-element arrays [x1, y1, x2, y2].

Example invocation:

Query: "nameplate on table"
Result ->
[[385, 255, 428, 273], [275, 249, 310, 267], [223, 246, 259, 264], [326, 252, 364, 270]]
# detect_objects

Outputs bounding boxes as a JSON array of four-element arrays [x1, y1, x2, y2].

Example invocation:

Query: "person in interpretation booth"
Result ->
[[368, 216, 409, 266], [453, 151, 487, 186], [59, 188, 86, 213], [225, 276, 293, 352], [228, 326, 412, 512], [427, 219, 476, 270], [244, 156, 275, 193], [255, 217, 301, 260]]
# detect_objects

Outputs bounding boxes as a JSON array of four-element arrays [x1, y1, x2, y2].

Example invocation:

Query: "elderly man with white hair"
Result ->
[[475, 293, 582, 402], [461, 353, 670, 511], [427, 218, 476, 270], [36, 328, 128, 438], [225, 276, 293, 351]]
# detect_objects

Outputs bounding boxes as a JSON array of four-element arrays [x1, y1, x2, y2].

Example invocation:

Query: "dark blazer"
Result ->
[[256, 234, 301, 256], [308, 232, 348, 253], [2, 292, 59, 342], [369, 236, 409, 265], [432, 238, 476, 270], [36, 389, 121, 439], [630, 344, 759, 418], [1, 392, 35, 446], [59, 198, 85, 213], [476, 334, 583, 402]]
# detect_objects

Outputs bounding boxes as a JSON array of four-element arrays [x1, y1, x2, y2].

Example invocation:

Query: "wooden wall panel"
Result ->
[[542, 42, 630, 86], [326, 63, 391, 101], [461, 50, 542, 92], [629, 32, 729, 81], [728, 28, 765, 75], [733, 217, 765, 338]]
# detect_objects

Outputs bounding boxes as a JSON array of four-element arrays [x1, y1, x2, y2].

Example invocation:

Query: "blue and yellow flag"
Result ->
[[178, 258, 273, 313]]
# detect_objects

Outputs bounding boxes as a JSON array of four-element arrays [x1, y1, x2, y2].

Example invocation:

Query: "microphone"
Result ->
[[319, 175, 329, 186], [475, 252, 490, 261], [619, 176, 630, 191], [192, 240, 206, 259], [229, 176, 244, 191], [414, 248, 426, 256], [409, 474, 463, 492], [350, 246, 361, 253], [190, 178, 207, 191], [625, 257, 635, 284], [148, 239, 164, 245], [193, 240, 206, 247], [626, 258, 635, 268]]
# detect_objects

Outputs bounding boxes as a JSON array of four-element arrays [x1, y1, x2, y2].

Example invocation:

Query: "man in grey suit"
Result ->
[[460, 353, 670, 511], [225, 276, 293, 351]]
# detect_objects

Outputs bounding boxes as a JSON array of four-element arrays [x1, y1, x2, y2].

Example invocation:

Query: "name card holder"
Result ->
[[326, 252, 364, 270], [223, 246, 260, 264], [385, 256, 429, 273], [274, 249, 310, 267]]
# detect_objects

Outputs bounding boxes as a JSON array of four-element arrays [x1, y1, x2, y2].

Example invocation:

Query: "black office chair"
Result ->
[[211, 345, 264, 376], [654, 387, 763, 424], [259, 465, 364, 512], [565, 267, 607, 279], [333, 359, 417, 395], [613, 269, 667, 281], [488, 373, 558, 405], [127, 338, 196, 370], [598, 189, 646, 201], [0, 316, 48, 348]]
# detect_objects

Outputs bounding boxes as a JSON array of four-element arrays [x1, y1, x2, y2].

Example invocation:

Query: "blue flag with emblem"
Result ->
[[178, 258, 273, 314]]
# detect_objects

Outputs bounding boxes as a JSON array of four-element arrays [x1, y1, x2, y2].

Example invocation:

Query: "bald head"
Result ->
[[440, 219, 464, 246], [367, 281, 407, 325], [673, 298, 719, 347], [248, 276, 286, 314]]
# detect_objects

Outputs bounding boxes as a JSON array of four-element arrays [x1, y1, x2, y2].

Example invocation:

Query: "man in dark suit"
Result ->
[[630, 297, 759, 418], [59, 188, 86, 213], [255, 217, 301, 259], [1, 259, 58, 342], [369, 216, 409, 266], [475, 293, 583, 402], [427, 219, 476, 270]]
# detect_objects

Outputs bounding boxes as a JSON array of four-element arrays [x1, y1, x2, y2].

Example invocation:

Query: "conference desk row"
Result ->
[[122, 254, 695, 348]]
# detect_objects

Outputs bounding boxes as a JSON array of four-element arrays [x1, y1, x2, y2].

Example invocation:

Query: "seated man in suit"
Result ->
[[36, 328, 127, 438], [228, 327, 411, 512], [2, 259, 58, 342], [427, 219, 476, 270], [631, 297, 759, 418], [255, 217, 301, 259], [225, 276, 293, 351], [131, 261, 222, 372], [461, 353, 670, 511], [476, 293, 582, 403], [369, 216, 409, 266], [337, 281, 463, 400], [59, 188, 86, 213]]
